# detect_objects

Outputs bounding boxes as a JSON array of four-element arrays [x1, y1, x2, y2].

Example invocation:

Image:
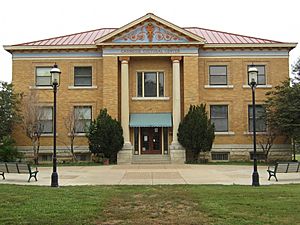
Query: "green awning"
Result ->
[[129, 113, 172, 127]]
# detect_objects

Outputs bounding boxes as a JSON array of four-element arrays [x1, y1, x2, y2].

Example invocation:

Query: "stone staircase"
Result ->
[[132, 155, 171, 164]]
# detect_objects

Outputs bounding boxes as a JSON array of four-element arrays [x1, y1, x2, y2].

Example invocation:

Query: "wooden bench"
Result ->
[[267, 162, 300, 181], [0, 162, 39, 182]]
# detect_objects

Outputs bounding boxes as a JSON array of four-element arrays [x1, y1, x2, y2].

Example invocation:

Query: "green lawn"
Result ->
[[1, 184, 300, 225]]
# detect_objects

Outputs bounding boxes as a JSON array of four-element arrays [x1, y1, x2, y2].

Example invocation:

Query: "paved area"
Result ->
[[1, 164, 300, 186]]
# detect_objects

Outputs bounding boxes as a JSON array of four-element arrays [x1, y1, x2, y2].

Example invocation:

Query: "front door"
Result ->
[[141, 127, 162, 154]]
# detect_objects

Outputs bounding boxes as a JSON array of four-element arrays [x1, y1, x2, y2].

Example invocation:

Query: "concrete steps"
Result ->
[[132, 155, 171, 164]]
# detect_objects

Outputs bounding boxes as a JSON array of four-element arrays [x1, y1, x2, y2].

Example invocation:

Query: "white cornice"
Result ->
[[203, 43, 297, 49], [3, 45, 97, 52]]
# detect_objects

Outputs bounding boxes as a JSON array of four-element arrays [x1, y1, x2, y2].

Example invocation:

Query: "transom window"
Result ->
[[247, 65, 266, 85], [137, 72, 164, 97], [210, 105, 228, 132], [248, 105, 266, 132], [74, 106, 92, 133], [36, 67, 52, 86], [209, 66, 227, 85], [74, 67, 92, 86], [38, 107, 53, 133]]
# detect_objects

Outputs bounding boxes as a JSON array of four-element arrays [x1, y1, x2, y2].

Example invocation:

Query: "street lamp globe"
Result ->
[[50, 64, 61, 86], [248, 66, 258, 87]]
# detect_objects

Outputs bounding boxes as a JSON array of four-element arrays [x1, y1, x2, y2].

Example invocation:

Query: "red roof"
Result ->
[[15, 27, 282, 46]]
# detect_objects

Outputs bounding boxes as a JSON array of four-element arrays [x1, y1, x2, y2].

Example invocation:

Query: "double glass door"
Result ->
[[141, 127, 162, 154]]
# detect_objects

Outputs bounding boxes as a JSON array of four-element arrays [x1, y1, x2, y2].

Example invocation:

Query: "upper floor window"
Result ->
[[209, 66, 227, 85], [210, 105, 228, 132], [248, 105, 266, 132], [137, 72, 164, 97], [38, 107, 53, 133], [36, 67, 52, 86], [247, 65, 266, 85], [74, 106, 92, 133], [74, 67, 92, 86]]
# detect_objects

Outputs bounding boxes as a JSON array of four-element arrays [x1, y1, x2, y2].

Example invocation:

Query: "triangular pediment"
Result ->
[[95, 13, 205, 45]]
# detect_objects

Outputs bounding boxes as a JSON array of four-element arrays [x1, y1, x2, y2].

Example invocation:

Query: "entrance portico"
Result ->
[[95, 13, 205, 164]]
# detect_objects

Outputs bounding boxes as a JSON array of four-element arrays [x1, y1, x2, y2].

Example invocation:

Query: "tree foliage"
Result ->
[[0, 81, 22, 141], [178, 104, 215, 162], [87, 108, 124, 163], [265, 69, 300, 160], [265, 79, 300, 140], [0, 136, 23, 162]]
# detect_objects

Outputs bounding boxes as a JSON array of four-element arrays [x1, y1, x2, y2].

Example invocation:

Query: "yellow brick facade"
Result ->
[[5, 14, 295, 163]]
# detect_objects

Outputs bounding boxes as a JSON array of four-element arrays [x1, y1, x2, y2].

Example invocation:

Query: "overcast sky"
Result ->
[[0, 0, 299, 82]]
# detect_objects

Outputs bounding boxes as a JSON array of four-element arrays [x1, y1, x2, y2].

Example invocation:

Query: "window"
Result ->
[[74, 106, 92, 133], [137, 72, 164, 97], [210, 105, 228, 132], [247, 65, 266, 85], [211, 152, 229, 161], [36, 67, 52, 86], [248, 105, 266, 132], [38, 107, 53, 133], [209, 66, 227, 85], [74, 67, 92, 86]]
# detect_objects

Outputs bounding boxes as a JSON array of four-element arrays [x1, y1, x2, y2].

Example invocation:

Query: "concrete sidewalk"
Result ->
[[1, 164, 300, 186]]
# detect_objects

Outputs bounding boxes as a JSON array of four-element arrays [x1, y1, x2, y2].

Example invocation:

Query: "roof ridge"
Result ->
[[14, 27, 117, 46], [184, 27, 283, 43]]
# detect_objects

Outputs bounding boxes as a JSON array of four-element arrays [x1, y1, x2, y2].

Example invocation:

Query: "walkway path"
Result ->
[[1, 164, 300, 186]]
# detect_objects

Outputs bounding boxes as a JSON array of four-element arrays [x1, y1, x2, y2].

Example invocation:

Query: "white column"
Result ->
[[120, 56, 131, 146], [171, 56, 182, 144]]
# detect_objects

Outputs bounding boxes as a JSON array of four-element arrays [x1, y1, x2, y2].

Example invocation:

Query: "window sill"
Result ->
[[68, 86, 97, 90], [40, 133, 58, 137], [67, 133, 87, 137], [243, 131, 267, 135], [242, 85, 272, 89], [29, 86, 53, 90], [132, 97, 170, 101], [204, 85, 234, 89], [215, 131, 235, 136]]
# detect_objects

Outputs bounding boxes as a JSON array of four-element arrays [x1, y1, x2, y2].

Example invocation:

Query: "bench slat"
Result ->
[[6, 163, 19, 173], [0, 164, 7, 173], [276, 164, 289, 173], [287, 163, 300, 173], [17, 164, 30, 174]]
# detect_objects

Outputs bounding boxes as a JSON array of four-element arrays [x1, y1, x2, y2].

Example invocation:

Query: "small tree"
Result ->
[[178, 104, 215, 162], [22, 91, 44, 164], [0, 81, 22, 142], [265, 78, 300, 161], [62, 109, 80, 162], [0, 136, 23, 162], [87, 108, 124, 163], [257, 128, 277, 162]]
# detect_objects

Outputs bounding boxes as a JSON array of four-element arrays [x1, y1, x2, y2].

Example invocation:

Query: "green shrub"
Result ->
[[0, 136, 23, 162], [87, 108, 124, 163]]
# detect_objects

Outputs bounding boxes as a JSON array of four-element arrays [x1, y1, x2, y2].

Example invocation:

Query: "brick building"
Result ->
[[4, 13, 297, 163]]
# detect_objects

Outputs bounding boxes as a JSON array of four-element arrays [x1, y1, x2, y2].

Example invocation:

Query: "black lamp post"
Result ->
[[248, 66, 260, 187], [50, 64, 61, 187]]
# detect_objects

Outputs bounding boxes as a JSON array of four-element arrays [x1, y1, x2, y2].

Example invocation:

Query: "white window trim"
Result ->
[[132, 97, 170, 101], [215, 131, 235, 136], [68, 85, 98, 90], [40, 133, 58, 137], [243, 131, 268, 135], [136, 71, 165, 98], [204, 85, 234, 89], [68, 133, 87, 137], [242, 84, 272, 89], [29, 86, 53, 90]]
